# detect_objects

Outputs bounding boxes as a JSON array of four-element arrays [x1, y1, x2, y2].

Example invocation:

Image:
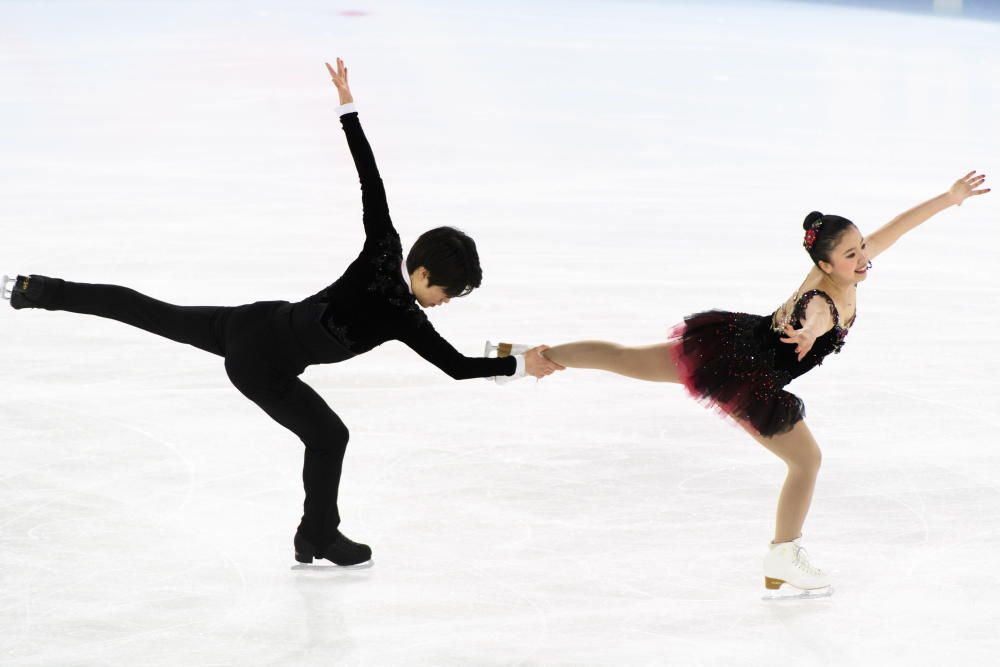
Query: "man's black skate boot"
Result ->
[[3, 274, 53, 310], [295, 530, 372, 566]]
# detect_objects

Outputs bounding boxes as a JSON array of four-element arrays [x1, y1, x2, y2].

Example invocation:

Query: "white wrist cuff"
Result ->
[[513, 354, 527, 377], [337, 102, 358, 117]]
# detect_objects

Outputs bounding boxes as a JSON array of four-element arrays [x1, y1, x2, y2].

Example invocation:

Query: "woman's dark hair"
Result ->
[[406, 226, 483, 297], [802, 211, 857, 267]]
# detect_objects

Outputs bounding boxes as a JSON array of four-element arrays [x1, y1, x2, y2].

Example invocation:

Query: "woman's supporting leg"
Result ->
[[747, 419, 823, 543], [32, 278, 227, 356], [543, 340, 682, 383]]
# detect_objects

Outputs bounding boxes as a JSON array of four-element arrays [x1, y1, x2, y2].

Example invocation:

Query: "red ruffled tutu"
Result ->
[[669, 310, 805, 438]]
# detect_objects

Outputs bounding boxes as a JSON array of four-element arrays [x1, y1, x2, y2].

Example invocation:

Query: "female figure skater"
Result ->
[[3, 58, 564, 567], [530, 172, 990, 595]]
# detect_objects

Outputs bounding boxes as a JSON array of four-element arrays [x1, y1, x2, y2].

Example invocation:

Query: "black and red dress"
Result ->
[[669, 289, 855, 437]]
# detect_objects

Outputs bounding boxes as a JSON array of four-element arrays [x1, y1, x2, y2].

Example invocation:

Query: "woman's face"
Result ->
[[818, 226, 870, 284]]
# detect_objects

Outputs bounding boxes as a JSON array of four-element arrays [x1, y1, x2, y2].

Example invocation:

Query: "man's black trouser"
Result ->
[[37, 279, 353, 548]]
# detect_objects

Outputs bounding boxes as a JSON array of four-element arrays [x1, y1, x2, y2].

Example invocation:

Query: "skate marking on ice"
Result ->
[[1, 274, 16, 300], [291, 559, 374, 571]]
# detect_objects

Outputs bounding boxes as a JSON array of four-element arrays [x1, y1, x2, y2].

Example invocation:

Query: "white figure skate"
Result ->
[[484, 340, 531, 384], [1, 274, 16, 301], [762, 538, 834, 600]]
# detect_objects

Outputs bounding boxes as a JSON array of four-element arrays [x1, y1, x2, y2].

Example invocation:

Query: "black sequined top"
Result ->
[[772, 289, 855, 380], [296, 111, 516, 380]]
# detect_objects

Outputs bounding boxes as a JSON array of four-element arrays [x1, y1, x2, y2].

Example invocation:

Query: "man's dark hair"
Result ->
[[406, 226, 483, 297]]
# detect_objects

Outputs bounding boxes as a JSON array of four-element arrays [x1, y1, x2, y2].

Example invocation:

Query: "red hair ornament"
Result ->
[[803, 220, 823, 250]]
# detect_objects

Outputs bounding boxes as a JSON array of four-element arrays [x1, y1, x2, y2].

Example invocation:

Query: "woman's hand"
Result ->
[[947, 171, 990, 206], [325, 57, 353, 105], [525, 345, 566, 380], [780, 325, 817, 362]]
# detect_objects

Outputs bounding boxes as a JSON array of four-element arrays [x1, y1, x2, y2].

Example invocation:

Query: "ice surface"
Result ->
[[2, 1, 999, 665]]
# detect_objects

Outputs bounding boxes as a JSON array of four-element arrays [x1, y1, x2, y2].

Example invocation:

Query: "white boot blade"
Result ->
[[484, 340, 498, 382], [1, 274, 15, 300], [484, 340, 532, 357], [484, 340, 533, 384], [291, 559, 374, 571], [762, 584, 834, 601]]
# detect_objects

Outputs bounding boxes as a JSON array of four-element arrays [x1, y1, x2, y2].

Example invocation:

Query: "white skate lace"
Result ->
[[793, 544, 822, 575]]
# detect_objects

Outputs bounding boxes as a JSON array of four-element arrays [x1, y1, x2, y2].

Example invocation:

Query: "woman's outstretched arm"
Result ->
[[866, 171, 990, 259], [325, 58, 394, 241]]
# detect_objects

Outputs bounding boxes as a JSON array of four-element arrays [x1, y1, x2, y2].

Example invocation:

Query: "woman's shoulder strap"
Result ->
[[795, 289, 841, 327]]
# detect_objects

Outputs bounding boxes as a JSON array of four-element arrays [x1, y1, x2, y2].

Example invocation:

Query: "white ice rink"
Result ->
[[2, 0, 999, 664]]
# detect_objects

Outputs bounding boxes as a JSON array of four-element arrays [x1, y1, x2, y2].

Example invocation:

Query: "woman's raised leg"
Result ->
[[542, 340, 682, 383]]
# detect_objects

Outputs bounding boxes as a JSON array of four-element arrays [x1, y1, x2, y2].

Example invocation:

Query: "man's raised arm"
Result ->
[[326, 58, 393, 240]]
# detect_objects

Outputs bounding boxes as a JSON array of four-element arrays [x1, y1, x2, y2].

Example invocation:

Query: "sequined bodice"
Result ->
[[768, 289, 855, 379]]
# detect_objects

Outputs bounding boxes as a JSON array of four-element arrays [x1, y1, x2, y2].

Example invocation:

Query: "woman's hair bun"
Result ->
[[802, 211, 824, 231]]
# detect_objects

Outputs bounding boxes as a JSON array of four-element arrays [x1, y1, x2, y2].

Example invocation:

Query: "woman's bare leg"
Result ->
[[745, 419, 823, 543], [543, 340, 682, 383]]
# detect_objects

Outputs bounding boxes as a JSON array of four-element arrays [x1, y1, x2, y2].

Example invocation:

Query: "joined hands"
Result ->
[[525, 345, 566, 380]]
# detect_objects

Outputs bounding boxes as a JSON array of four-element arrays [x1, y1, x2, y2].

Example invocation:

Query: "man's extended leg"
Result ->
[[7, 275, 227, 356]]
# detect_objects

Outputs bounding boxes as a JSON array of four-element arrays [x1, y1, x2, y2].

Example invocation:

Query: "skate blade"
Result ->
[[761, 585, 834, 601], [483, 340, 515, 357], [291, 559, 374, 571], [484, 340, 500, 383], [1, 275, 15, 301], [484, 340, 524, 383]]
